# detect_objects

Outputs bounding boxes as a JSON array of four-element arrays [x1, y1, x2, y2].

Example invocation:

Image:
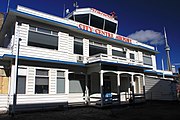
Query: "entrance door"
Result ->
[[104, 81, 111, 93]]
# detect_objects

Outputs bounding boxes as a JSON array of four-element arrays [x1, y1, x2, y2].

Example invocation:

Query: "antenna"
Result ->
[[63, 4, 65, 17], [73, 1, 79, 9]]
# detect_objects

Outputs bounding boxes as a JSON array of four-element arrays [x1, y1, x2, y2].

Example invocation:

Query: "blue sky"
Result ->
[[0, 0, 180, 71]]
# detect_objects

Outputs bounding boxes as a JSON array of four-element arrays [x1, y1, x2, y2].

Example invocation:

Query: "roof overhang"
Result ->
[[1, 54, 85, 67]]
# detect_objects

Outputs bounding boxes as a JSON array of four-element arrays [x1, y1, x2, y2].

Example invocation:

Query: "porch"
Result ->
[[85, 61, 146, 107]]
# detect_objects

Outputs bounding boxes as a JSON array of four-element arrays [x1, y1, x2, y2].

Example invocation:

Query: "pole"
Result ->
[[11, 22, 22, 116], [63, 4, 65, 18], [162, 58, 165, 78], [6, 0, 10, 13]]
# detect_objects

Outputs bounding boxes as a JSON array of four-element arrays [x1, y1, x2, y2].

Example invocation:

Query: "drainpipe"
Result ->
[[100, 70, 104, 107]]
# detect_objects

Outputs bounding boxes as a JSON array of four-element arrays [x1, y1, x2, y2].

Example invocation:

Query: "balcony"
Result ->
[[87, 53, 143, 66]]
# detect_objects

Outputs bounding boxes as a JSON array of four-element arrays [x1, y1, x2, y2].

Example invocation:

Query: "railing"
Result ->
[[87, 53, 143, 66]]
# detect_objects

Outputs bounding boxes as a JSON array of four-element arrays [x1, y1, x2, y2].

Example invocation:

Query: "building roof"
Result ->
[[0, 6, 159, 54]]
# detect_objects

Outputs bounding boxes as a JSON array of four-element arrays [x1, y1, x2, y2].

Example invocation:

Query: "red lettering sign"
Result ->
[[79, 24, 92, 32], [78, 23, 132, 44]]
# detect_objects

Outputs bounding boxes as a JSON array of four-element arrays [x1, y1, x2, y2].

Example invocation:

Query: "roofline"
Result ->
[[144, 70, 176, 77], [4, 8, 158, 54], [1, 54, 85, 67]]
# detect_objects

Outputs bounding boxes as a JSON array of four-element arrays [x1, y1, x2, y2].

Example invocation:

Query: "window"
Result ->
[[75, 14, 89, 25], [143, 53, 152, 66], [74, 37, 83, 55], [35, 69, 49, 94], [29, 26, 36, 31], [69, 16, 74, 20], [112, 50, 126, 58], [57, 71, 65, 93], [38, 28, 51, 34], [90, 15, 104, 29], [104, 20, 117, 33], [69, 74, 85, 93], [130, 53, 135, 59], [89, 45, 107, 56], [28, 26, 58, 50], [17, 76, 26, 94]]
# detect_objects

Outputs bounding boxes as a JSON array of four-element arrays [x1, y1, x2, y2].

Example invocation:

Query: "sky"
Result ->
[[0, 0, 180, 71]]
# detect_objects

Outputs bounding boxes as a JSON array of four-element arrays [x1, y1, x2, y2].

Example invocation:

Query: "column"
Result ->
[[117, 73, 121, 104], [100, 70, 104, 107], [142, 74, 146, 99], [85, 74, 89, 104], [65, 70, 69, 94], [131, 74, 135, 103]]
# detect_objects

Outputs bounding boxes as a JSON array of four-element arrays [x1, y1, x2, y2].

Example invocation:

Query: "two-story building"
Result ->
[[0, 6, 177, 113]]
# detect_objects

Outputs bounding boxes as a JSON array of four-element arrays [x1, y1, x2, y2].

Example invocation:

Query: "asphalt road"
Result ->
[[0, 101, 180, 120]]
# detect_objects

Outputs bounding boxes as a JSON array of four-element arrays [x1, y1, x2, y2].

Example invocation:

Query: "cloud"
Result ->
[[127, 30, 164, 45]]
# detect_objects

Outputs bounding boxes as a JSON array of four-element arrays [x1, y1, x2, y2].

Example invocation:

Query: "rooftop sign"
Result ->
[[91, 8, 114, 20]]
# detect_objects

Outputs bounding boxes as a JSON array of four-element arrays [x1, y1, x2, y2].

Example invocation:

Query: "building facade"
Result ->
[[0, 6, 177, 112]]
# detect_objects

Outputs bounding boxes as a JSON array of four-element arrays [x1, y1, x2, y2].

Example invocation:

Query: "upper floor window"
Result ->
[[130, 53, 135, 59], [74, 37, 83, 55], [112, 50, 126, 58], [75, 14, 89, 25], [104, 20, 116, 33], [90, 15, 104, 29], [28, 26, 58, 50], [89, 41, 107, 56], [143, 53, 152, 66]]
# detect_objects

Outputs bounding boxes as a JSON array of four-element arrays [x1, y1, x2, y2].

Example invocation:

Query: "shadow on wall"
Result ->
[[8, 102, 68, 114], [145, 77, 177, 101], [69, 74, 85, 94]]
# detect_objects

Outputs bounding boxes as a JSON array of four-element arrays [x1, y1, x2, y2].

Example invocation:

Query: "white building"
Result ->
[[0, 6, 177, 113]]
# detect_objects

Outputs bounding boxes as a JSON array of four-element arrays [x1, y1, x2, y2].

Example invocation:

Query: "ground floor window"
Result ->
[[17, 76, 26, 94], [0, 74, 9, 94], [69, 74, 85, 93], [35, 69, 49, 94], [57, 71, 65, 93]]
